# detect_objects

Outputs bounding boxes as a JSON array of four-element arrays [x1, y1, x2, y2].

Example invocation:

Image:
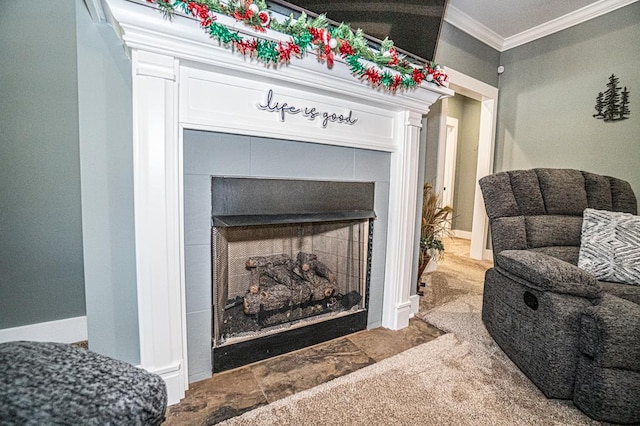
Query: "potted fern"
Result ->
[[417, 182, 453, 293]]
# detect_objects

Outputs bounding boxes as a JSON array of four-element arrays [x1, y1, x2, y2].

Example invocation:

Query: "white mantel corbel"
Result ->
[[101, 0, 452, 404]]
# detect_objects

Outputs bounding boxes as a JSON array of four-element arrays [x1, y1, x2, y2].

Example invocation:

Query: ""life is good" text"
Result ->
[[258, 89, 358, 128]]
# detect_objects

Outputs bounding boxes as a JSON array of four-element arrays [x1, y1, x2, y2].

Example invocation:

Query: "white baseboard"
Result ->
[[0, 316, 87, 344], [483, 249, 494, 262], [452, 229, 472, 240], [409, 294, 420, 317]]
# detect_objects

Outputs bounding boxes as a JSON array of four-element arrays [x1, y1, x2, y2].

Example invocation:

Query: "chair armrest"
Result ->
[[495, 250, 601, 299], [579, 294, 640, 370]]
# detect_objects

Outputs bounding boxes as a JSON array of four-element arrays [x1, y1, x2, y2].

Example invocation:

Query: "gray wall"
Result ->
[[447, 94, 481, 232], [424, 102, 444, 185], [76, 1, 139, 363], [0, 0, 139, 364], [183, 130, 391, 382], [413, 117, 430, 293], [496, 2, 640, 203], [0, 0, 86, 328], [436, 22, 501, 87]]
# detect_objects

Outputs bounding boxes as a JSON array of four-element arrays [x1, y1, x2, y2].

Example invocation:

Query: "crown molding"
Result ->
[[444, 4, 504, 51], [445, 0, 639, 52], [502, 0, 639, 50]]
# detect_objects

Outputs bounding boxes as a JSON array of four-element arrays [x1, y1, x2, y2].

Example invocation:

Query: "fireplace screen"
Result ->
[[210, 177, 374, 371], [213, 220, 370, 346]]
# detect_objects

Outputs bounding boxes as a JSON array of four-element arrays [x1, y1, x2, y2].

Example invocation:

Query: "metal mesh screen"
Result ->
[[212, 228, 229, 345], [212, 220, 370, 347]]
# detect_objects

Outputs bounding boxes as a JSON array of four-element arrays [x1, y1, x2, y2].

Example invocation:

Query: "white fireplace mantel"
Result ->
[[100, 0, 452, 404]]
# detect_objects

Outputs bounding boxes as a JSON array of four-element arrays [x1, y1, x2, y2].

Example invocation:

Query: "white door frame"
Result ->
[[442, 116, 459, 217], [438, 68, 498, 260]]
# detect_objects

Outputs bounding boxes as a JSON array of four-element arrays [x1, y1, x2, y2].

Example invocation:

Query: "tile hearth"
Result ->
[[164, 318, 443, 425]]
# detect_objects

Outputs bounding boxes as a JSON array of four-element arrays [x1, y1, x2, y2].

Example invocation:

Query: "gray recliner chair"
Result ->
[[479, 168, 640, 424]]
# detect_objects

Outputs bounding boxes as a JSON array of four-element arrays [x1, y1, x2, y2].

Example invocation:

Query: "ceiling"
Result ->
[[446, 0, 639, 51]]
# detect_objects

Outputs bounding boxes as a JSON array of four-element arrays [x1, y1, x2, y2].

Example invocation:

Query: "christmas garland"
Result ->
[[147, 0, 449, 92]]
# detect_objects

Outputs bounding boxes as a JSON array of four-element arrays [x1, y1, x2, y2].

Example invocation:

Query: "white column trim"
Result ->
[[131, 49, 186, 405], [382, 110, 424, 330]]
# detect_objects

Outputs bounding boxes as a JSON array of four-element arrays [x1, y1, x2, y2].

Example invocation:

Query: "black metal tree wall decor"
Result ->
[[593, 74, 630, 121]]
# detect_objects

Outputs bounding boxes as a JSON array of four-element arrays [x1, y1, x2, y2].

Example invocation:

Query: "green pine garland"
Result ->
[[147, 0, 449, 92], [256, 39, 279, 63], [209, 22, 241, 44]]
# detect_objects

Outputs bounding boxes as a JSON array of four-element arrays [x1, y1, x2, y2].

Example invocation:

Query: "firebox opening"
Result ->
[[210, 177, 375, 372]]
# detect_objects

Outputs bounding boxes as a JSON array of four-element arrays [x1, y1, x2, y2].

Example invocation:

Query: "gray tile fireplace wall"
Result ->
[[183, 130, 391, 383]]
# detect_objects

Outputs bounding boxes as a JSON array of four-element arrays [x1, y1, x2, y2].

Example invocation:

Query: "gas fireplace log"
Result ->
[[290, 283, 313, 304], [258, 284, 292, 311], [243, 251, 340, 314], [264, 265, 303, 289], [243, 283, 313, 314], [301, 268, 324, 286], [296, 252, 336, 283], [262, 266, 314, 303], [244, 274, 282, 315], [248, 267, 265, 294], [243, 292, 261, 315], [308, 260, 337, 283], [296, 252, 318, 264], [291, 265, 305, 279], [303, 271, 338, 300], [249, 274, 281, 295], [259, 275, 279, 288], [296, 252, 317, 272], [313, 281, 339, 300], [264, 264, 329, 301], [246, 254, 292, 268]]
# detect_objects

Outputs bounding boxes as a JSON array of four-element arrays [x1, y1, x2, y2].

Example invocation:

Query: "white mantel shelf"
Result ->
[[100, 0, 453, 404]]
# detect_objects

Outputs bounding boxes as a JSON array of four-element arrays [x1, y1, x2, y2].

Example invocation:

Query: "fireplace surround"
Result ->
[[182, 131, 391, 382], [209, 177, 375, 372], [101, 0, 452, 404]]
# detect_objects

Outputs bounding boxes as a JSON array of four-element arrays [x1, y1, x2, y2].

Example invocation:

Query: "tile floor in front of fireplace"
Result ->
[[163, 318, 444, 425]]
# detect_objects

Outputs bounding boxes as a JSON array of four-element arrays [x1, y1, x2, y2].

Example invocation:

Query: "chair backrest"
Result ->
[[479, 168, 637, 264]]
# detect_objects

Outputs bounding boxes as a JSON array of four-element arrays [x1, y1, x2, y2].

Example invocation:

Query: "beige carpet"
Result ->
[[220, 245, 602, 425]]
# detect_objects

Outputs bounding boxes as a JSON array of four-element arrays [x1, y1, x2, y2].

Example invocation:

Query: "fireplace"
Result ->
[[101, 0, 452, 404], [182, 132, 392, 382], [210, 177, 374, 371]]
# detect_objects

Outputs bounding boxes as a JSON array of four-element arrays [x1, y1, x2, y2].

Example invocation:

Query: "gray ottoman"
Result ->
[[0, 341, 167, 425]]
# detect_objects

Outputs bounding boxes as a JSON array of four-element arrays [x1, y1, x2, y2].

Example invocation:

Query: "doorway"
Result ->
[[433, 68, 498, 260]]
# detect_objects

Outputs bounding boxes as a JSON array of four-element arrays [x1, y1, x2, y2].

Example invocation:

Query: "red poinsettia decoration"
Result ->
[[277, 41, 301, 62], [258, 11, 270, 27], [145, 0, 449, 92], [185, 1, 215, 27], [387, 48, 399, 66], [364, 68, 381, 84]]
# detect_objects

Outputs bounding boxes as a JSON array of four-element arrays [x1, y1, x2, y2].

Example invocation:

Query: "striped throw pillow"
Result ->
[[578, 208, 640, 286]]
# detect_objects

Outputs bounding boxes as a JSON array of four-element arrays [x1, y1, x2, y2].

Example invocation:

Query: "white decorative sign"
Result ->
[[258, 89, 358, 128]]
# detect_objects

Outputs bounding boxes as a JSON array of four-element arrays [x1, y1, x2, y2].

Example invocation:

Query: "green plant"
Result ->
[[417, 182, 453, 287]]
